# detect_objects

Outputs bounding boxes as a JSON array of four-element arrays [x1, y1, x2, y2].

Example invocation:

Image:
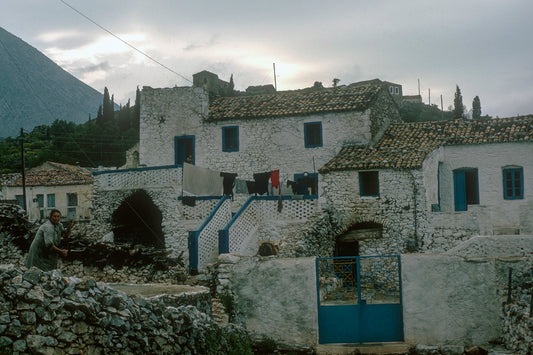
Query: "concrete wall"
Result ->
[[218, 249, 524, 348], [401, 254, 501, 346], [217, 255, 318, 346]]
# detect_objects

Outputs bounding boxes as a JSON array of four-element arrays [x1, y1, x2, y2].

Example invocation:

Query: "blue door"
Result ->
[[316, 255, 404, 344], [453, 168, 479, 211]]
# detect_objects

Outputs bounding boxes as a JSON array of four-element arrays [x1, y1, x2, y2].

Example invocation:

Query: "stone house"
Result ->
[[1, 161, 93, 222], [93, 77, 402, 270], [319, 115, 533, 256]]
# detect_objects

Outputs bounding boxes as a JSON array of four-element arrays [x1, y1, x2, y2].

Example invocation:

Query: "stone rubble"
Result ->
[[0, 264, 252, 355]]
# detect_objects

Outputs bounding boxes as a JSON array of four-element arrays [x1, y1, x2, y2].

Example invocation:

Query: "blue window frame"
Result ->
[[174, 135, 195, 165], [222, 126, 239, 152], [359, 171, 379, 197], [503, 167, 523, 200], [304, 122, 322, 148]]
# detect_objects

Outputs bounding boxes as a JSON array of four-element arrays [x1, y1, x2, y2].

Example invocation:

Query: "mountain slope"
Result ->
[[0, 27, 103, 138]]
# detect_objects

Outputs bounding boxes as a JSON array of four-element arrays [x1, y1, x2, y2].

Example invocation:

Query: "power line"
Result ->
[[59, 0, 192, 84]]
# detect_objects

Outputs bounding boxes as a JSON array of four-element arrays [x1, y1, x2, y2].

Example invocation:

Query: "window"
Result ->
[[453, 168, 479, 211], [36, 194, 44, 219], [389, 86, 394, 94], [174, 136, 195, 165], [67, 193, 78, 220], [503, 167, 523, 200], [395, 87, 400, 95], [359, 171, 379, 197], [222, 126, 239, 152], [15, 195, 24, 209], [304, 122, 322, 148], [47, 194, 55, 208]]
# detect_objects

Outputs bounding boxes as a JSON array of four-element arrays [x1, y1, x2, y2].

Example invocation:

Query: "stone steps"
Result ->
[[211, 297, 229, 325]]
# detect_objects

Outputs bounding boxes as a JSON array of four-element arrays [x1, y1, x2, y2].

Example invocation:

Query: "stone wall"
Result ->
[[320, 169, 428, 255], [0, 265, 252, 354]]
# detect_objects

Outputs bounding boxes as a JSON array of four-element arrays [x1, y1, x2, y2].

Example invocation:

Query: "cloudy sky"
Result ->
[[1, 0, 532, 118]]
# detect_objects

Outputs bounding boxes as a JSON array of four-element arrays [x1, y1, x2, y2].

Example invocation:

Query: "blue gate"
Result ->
[[316, 255, 404, 344]]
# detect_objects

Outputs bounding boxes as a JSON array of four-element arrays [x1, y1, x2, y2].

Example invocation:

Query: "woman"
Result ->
[[25, 209, 73, 271]]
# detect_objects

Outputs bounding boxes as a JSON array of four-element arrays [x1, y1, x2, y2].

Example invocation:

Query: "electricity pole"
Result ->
[[20, 128, 27, 213]]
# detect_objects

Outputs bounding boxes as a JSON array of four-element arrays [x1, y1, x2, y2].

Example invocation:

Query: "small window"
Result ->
[[15, 195, 24, 209], [222, 126, 239, 152], [47, 194, 55, 207], [389, 86, 394, 94], [503, 167, 523, 200], [395, 87, 400, 95], [359, 171, 379, 197], [67, 193, 78, 220], [304, 122, 322, 148], [36, 194, 44, 219]]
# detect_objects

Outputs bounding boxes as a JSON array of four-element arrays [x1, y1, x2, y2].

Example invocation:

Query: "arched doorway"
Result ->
[[335, 221, 383, 257], [111, 190, 164, 248]]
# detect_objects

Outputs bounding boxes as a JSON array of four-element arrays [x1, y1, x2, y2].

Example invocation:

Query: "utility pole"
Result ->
[[273, 63, 277, 91], [428, 88, 431, 106], [441, 95, 444, 120], [418, 79, 420, 96], [20, 128, 27, 213]]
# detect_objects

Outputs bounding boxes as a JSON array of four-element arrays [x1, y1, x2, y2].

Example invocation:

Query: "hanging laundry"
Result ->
[[234, 179, 249, 194], [253, 172, 271, 195], [246, 180, 256, 195], [287, 180, 298, 195], [183, 162, 223, 196], [220, 172, 238, 198], [270, 170, 280, 195]]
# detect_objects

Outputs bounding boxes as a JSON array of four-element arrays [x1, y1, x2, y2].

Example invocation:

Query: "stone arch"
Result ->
[[111, 189, 165, 248], [335, 221, 384, 257]]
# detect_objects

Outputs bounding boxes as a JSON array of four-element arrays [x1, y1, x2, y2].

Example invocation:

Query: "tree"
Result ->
[[453, 85, 464, 119], [102, 87, 114, 124], [332, 78, 340, 87], [472, 96, 481, 119]]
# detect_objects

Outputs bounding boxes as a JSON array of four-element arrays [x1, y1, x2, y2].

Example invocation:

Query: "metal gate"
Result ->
[[316, 255, 404, 344]]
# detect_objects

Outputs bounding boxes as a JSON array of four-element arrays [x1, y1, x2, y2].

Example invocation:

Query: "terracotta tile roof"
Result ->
[[206, 82, 384, 121], [320, 115, 533, 172], [1, 161, 94, 187]]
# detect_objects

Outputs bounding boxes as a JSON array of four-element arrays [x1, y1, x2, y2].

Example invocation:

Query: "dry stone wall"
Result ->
[[0, 265, 252, 355]]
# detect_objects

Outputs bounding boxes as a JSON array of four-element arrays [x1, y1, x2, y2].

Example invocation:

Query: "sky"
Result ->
[[1, 0, 533, 118]]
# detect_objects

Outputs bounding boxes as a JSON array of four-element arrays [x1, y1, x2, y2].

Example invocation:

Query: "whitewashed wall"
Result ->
[[139, 86, 208, 166], [432, 142, 533, 234]]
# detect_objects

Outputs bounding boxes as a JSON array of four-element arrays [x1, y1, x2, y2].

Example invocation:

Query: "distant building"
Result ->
[[1, 161, 93, 222]]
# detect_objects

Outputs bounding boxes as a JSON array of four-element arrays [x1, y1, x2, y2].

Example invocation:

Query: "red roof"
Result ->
[[1, 161, 93, 187], [206, 82, 385, 121], [320, 115, 533, 172]]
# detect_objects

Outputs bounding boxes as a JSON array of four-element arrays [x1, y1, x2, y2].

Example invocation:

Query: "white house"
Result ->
[[1, 161, 94, 222], [319, 116, 533, 256]]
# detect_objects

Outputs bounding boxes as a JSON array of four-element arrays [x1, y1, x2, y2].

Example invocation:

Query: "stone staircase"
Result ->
[[211, 297, 229, 325]]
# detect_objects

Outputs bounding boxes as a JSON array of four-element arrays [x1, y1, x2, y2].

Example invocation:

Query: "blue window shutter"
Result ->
[[454, 170, 467, 211], [503, 167, 524, 200], [175, 136, 195, 165]]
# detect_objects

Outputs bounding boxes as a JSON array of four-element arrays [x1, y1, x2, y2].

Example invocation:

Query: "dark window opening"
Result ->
[[293, 173, 318, 195], [359, 171, 379, 197], [304, 122, 322, 148], [464, 171, 478, 205], [111, 190, 165, 248], [222, 126, 239, 152], [175, 136, 195, 165]]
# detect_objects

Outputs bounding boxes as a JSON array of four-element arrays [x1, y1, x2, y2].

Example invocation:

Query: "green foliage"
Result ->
[[0, 89, 139, 173], [453, 85, 464, 119], [399, 102, 454, 122]]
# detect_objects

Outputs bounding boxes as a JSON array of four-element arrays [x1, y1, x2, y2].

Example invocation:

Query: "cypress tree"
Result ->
[[472, 96, 481, 119], [453, 85, 464, 119]]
